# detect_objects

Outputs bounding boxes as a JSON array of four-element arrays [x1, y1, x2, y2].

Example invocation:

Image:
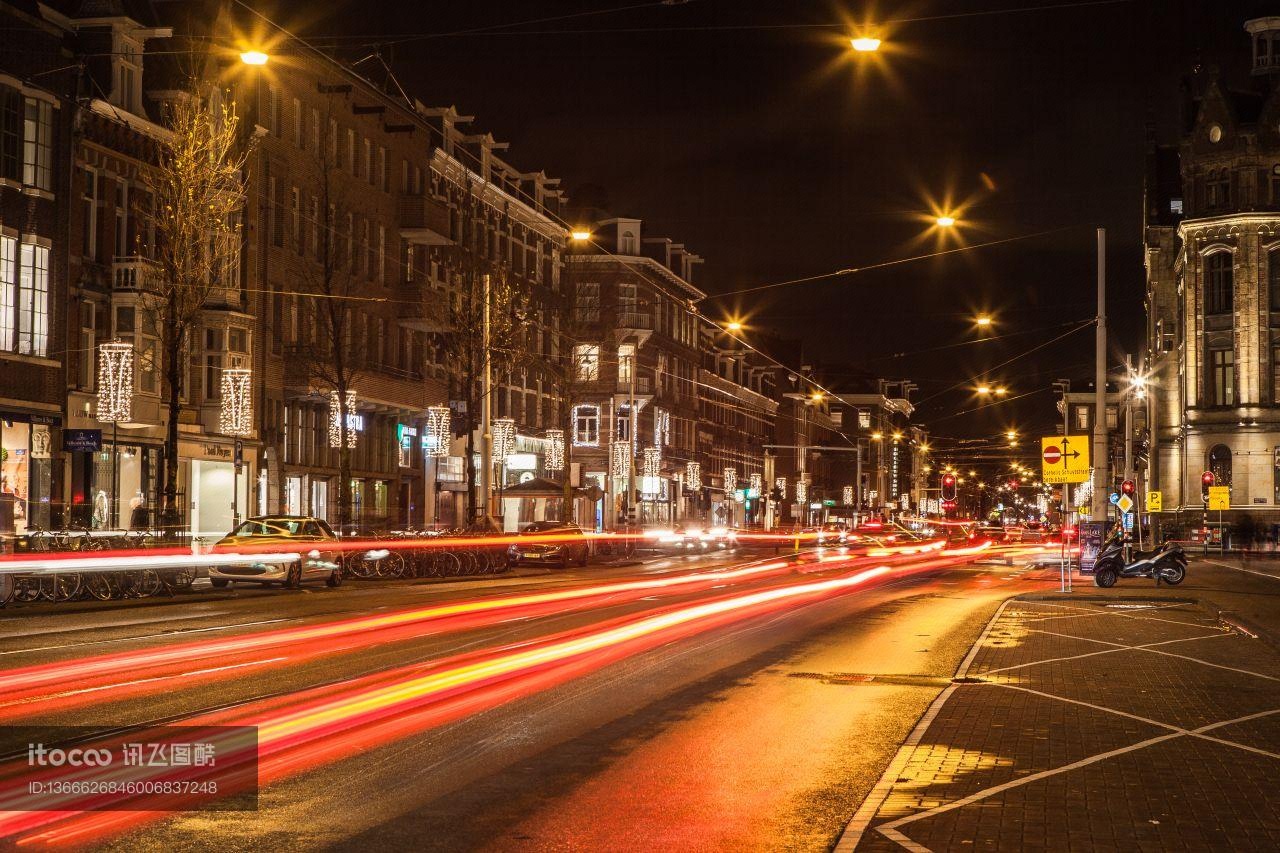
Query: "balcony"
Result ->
[[112, 256, 161, 292], [398, 195, 452, 246], [615, 311, 653, 346]]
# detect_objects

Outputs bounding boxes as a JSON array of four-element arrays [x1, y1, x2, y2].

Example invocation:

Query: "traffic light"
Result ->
[[1121, 479, 1135, 497], [941, 499, 957, 512], [941, 473, 957, 502], [769, 486, 783, 502], [1201, 471, 1215, 503]]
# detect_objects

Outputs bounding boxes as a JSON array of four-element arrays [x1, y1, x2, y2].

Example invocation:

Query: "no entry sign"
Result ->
[[1041, 434, 1090, 484]]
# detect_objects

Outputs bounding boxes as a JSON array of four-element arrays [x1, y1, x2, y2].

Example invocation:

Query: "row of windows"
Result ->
[[266, 88, 389, 192]]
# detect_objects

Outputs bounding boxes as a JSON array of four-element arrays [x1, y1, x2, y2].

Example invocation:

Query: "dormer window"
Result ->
[[113, 37, 143, 114], [621, 230, 637, 254]]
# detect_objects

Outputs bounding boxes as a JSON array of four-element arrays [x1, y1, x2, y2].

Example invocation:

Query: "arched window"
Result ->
[[1209, 444, 1233, 488], [621, 230, 637, 254], [1271, 249, 1280, 311], [1206, 252, 1234, 314]]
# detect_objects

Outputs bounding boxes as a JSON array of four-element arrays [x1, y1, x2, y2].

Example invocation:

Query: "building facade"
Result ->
[[0, 1, 75, 535], [563, 218, 704, 529], [1145, 15, 1280, 528]]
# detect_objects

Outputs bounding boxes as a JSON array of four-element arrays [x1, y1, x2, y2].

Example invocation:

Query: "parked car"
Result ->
[[208, 516, 344, 589], [508, 521, 591, 568]]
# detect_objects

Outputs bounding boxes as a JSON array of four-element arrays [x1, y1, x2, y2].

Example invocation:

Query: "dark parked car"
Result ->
[[507, 521, 591, 568]]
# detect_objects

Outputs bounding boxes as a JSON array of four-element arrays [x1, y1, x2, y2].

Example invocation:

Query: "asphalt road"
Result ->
[[0, 545, 1057, 851]]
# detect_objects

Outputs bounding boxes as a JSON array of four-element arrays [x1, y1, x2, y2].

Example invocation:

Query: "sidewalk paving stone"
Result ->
[[846, 596, 1280, 852]]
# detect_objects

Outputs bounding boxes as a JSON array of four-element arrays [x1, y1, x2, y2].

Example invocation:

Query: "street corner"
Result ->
[[841, 595, 1280, 851]]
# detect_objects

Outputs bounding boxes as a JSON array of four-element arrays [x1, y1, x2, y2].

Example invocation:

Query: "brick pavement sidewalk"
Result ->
[[838, 595, 1280, 852]]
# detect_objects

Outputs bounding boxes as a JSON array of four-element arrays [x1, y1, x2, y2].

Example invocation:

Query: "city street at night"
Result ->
[[0, 544, 1055, 849], [6, 0, 1280, 849]]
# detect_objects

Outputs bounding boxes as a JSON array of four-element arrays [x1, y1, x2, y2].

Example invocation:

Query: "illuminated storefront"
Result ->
[[0, 414, 56, 534]]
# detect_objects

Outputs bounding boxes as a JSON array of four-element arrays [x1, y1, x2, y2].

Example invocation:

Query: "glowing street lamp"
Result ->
[[239, 50, 269, 66], [975, 315, 993, 328], [935, 215, 957, 228], [570, 229, 592, 242], [850, 36, 882, 52]]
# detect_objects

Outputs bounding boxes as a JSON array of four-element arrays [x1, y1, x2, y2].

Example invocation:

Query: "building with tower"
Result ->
[[1146, 14, 1280, 531]]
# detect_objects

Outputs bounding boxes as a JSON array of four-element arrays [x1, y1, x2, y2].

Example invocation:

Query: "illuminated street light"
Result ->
[[977, 385, 992, 395], [870, 431, 883, 440], [936, 215, 957, 228], [239, 50, 269, 65], [851, 36, 882, 52], [725, 320, 744, 332], [975, 315, 993, 328], [570, 229, 592, 242]]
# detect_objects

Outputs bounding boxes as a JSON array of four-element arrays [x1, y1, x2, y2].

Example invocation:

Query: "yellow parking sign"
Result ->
[[1146, 490, 1162, 512]]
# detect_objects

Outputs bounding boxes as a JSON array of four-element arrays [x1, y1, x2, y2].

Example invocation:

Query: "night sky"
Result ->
[[262, 0, 1270, 446]]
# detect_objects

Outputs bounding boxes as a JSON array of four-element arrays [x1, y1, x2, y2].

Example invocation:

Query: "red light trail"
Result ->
[[0, 545, 1008, 846]]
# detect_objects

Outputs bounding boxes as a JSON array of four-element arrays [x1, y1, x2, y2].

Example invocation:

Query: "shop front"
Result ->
[[180, 440, 254, 542], [0, 413, 58, 534]]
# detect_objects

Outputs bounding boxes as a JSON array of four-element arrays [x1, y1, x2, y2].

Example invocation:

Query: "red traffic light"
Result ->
[[941, 499, 957, 511], [1201, 471, 1215, 487], [940, 473, 957, 501], [1121, 479, 1135, 496]]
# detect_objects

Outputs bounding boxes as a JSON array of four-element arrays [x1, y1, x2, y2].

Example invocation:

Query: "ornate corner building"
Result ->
[[1146, 15, 1280, 523]]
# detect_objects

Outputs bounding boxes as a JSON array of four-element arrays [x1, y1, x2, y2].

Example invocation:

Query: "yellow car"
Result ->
[[209, 516, 344, 589]]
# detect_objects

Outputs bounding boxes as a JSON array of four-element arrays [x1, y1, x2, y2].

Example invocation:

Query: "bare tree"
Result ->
[[430, 186, 530, 524], [143, 85, 251, 529], [289, 97, 365, 533], [531, 277, 595, 522]]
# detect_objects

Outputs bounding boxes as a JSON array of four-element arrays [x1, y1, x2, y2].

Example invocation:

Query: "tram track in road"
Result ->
[[0, 552, 767, 658], [0, 551, 888, 722], [0, 552, 1002, 847]]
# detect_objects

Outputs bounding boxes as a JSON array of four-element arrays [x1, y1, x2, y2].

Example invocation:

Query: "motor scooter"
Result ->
[[1092, 526, 1187, 587]]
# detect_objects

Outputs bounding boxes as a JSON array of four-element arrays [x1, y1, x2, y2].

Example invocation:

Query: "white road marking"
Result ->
[[834, 598, 1015, 852], [0, 611, 226, 639], [1201, 558, 1280, 582]]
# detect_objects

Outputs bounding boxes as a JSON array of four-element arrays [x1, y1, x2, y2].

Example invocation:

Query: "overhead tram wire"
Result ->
[[697, 227, 1080, 303], [258, 0, 1134, 46], [911, 320, 1096, 408], [221, 0, 1011, 452]]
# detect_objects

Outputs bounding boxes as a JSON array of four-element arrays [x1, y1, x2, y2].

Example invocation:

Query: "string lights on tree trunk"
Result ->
[[218, 368, 253, 436], [492, 418, 517, 461], [686, 461, 701, 489], [424, 405, 451, 458], [95, 340, 134, 424], [545, 428, 565, 471], [775, 477, 787, 499], [328, 390, 358, 448], [611, 440, 630, 477], [723, 467, 737, 494]]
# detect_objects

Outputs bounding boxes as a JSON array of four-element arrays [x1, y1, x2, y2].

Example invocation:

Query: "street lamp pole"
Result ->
[[480, 273, 493, 526], [1092, 228, 1109, 524]]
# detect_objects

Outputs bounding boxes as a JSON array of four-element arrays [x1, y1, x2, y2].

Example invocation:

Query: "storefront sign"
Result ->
[[63, 429, 102, 452], [505, 453, 538, 472]]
